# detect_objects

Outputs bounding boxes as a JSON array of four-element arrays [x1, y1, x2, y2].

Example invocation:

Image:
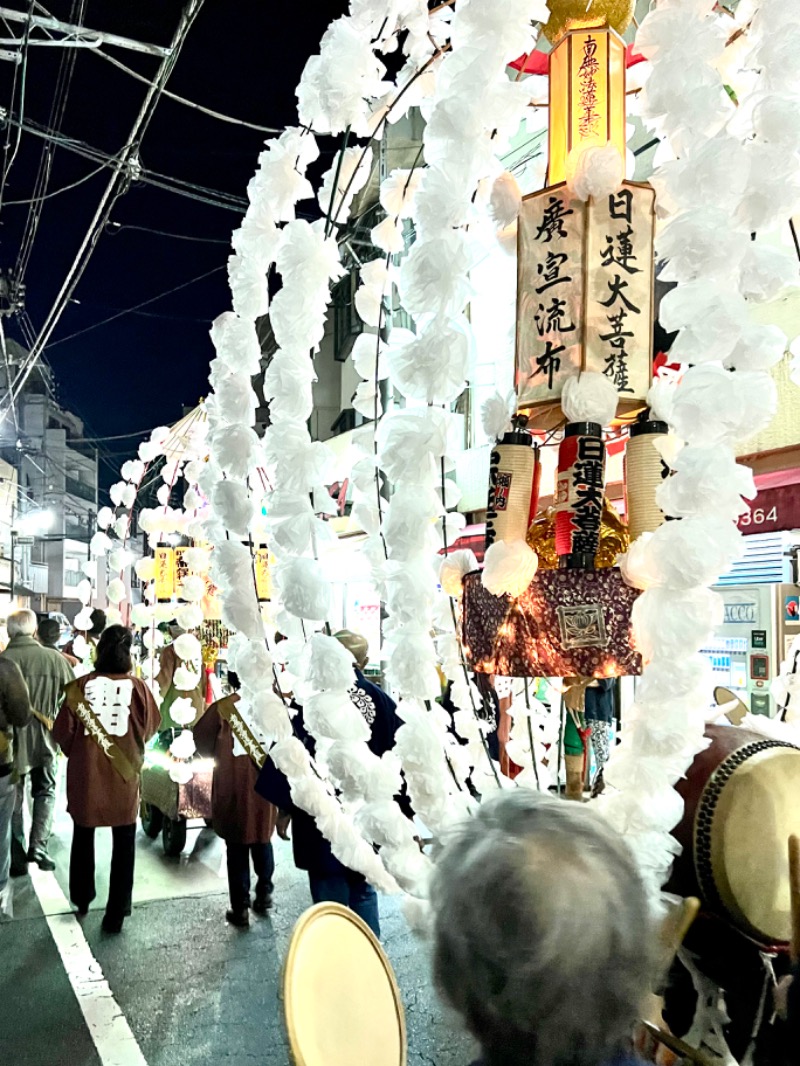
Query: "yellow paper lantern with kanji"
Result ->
[[154, 546, 176, 603], [548, 21, 628, 185], [254, 547, 273, 602]]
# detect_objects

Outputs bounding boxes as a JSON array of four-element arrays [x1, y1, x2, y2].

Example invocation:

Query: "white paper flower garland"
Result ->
[[598, 0, 798, 901]]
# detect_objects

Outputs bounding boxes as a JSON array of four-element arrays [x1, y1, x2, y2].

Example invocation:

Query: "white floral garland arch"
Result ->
[[91, 0, 799, 912]]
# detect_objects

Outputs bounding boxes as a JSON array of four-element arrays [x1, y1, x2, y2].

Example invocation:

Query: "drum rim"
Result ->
[[693, 737, 800, 946]]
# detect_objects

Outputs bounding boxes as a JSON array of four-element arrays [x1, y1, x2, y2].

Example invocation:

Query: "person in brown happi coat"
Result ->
[[193, 671, 278, 928], [53, 625, 160, 933]]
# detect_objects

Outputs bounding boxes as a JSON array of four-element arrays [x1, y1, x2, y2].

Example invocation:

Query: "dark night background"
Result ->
[[0, 1, 348, 485]]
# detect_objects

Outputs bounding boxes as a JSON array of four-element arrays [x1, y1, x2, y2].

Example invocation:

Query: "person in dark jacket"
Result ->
[[430, 790, 655, 1066], [0, 657, 32, 917], [256, 630, 402, 937], [193, 672, 278, 928], [585, 677, 615, 796]]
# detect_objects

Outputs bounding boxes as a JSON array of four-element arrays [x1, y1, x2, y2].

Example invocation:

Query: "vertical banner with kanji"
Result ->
[[516, 183, 585, 413], [516, 180, 655, 420], [584, 182, 655, 399], [174, 547, 190, 597], [254, 548, 272, 602], [155, 547, 175, 603]]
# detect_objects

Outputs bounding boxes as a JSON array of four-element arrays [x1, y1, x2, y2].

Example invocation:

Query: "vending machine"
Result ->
[[702, 542, 800, 716]]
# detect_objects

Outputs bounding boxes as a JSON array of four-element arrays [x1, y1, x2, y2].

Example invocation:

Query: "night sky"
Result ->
[[0, 1, 348, 484]]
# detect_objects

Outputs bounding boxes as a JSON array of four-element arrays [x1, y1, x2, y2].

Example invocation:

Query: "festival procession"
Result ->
[[1, 0, 800, 1064]]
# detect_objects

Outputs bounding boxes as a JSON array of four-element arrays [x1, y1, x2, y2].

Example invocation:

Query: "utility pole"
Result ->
[[4, 0, 206, 410]]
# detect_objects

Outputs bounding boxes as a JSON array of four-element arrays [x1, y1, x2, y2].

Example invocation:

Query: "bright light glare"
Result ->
[[16, 509, 56, 535]]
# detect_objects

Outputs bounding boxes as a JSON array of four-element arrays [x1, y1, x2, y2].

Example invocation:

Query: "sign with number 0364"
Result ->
[[736, 484, 799, 534]]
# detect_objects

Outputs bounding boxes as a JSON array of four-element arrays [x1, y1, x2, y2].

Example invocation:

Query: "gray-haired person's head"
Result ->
[[7, 608, 38, 639], [430, 790, 656, 1066]]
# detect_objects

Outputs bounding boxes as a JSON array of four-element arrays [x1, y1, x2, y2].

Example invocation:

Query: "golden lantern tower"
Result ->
[[514, 8, 655, 424], [547, 22, 628, 185]]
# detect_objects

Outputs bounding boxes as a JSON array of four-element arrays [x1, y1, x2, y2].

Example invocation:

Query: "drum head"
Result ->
[[706, 745, 800, 944], [713, 686, 748, 725], [283, 903, 406, 1066]]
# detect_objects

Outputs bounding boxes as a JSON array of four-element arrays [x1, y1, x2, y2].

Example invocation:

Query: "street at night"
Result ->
[[3, 791, 474, 1066]]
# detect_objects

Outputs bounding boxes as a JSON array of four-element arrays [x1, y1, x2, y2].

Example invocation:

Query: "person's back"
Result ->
[[257, 629, 403, 937], [53, 625, 159, 932], [3, 609, 73, 873], [0, 657, 31, 915]]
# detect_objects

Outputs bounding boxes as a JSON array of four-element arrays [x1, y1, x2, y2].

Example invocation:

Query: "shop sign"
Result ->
[[723, 600, 758, 624], [738, 483, 800, 535]]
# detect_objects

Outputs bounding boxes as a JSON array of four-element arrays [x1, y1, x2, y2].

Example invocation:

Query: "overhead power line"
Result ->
[[3, 114, 248, 212], [105, 221, 229, 243], [3, 161, 105, 203], [15, 0, 86, 286], [4, 0, 207, 413], [48, 263, 224, 347], [0, 5, 171, 55], [90, 48, 281, 134]]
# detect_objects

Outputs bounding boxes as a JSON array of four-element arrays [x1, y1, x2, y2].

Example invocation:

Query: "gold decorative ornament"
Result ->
[[201, 640, 219, 671], [542, 0, 636, 43], [527, 497, 629, 570]]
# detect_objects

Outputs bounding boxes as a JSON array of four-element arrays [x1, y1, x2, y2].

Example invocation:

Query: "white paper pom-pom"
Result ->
[[169, 729, 196, 763], [169, 761, 194, 785], [567, 144, 624, 202], [669, 364, 777, 447], [482, 540, 539, 598], [74, 608, 94, 631], [182, 547, 210, 574], [657, 446, 755, 522], [76, 579, 92, 606], [174, 665, 201, 692], [208, 423, 260, 481], [211, 480, 256, 537], [247, 689, 292, 743], [386, 317, 470, 404], [439, 550, 479, 598], [724, 324, 787, 372], [175, 603, 204, 631], [96, 506, 114, 530], [277, 557, 331, 622], [301, 633, 355, 692], [143, 628, 164, 651], [170, 697, 197, 727], [561, 372, 619, 426], [130, 603, 154, 628], [210, 311, 262, 376], [180, 575, 206, 603], [174, 633, 202, 662], [135, 557, 157, 582], [90, 531, 112, 557], [481, 390, 515, 441], [106, 578, 126, 605], [121, 459, 145, 484], [488, 171, 522, 229]]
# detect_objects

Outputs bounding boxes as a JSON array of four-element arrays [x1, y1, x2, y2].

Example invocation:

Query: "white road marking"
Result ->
[[30, 866, 149, 1066]]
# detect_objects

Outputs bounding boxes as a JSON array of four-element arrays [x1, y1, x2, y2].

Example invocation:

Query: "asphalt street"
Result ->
[[1, 779, 476, 1066]]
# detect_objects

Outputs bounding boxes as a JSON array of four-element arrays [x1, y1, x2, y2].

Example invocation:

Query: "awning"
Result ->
[[441, 523, 486, 563]]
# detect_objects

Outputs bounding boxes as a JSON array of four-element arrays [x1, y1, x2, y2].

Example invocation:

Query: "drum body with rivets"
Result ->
[[668, 724, 800, 947]]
